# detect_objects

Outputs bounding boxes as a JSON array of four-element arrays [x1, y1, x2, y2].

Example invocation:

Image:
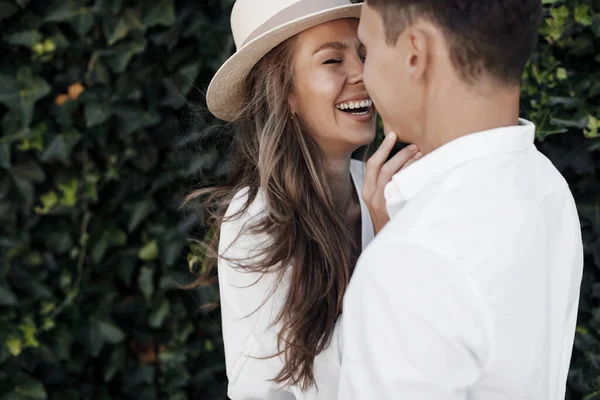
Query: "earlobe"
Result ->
[[288, 95, 297, 116]]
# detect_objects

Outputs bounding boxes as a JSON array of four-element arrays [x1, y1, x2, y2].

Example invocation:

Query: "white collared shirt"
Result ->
[[338, 120, 584, 400], [218, 160, 374, 400]]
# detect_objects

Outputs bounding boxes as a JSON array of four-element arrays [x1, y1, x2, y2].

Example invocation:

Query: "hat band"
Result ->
[[241, 0, 354, 47]]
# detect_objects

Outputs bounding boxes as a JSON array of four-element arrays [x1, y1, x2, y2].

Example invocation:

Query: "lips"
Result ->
[[335, 98, 373, 115], [335, 102, 373, 123]]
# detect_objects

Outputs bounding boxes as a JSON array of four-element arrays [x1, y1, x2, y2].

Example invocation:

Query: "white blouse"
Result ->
[[218, 159, 374, 400]]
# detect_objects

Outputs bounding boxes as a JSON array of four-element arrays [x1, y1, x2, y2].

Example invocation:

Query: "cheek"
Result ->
[[303, 72, 340, 107], [297, 71, 342, 129], [365, 53, 390, 118]]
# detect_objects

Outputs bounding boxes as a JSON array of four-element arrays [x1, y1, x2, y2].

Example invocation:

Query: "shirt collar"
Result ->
[[385, 119, 536, 216]]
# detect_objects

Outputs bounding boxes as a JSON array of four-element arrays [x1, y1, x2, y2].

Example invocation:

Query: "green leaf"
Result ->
[[148, 298, 170, 328], [34, 191, 58, 214], [103, 15, 129, 46], [556, 67, 567, 80], [592, 15, 600, 38], [113, 105, 160, 136], [574, 5, 592, 27], [102, 38, 147, 73], [139, 240, 159, 261], [17, 124, 45, 152], [141, 0, 175, 27], [550, 5, 569, 23], [13, 372, 47, 399], [160, 235, 185, 267], [83, 171, 100, 201], [107, 227, 127, 246], [115, 254, 137, 286], [3, 30, 43, 47], [40, 131, 81, 165], [585, 116, 600, 139], [127, 197, 157, 232], [0, 68, 51, 126], [10, 159, 45, 206], [11, 159, 46, 182], [11, 175, 34, 206], [544, 5, 570, 40], [19, 318, 40, 348], [90, 226, 127, 263], [0, 143, 10, 168], [175, 322, 194, 343], [0, 1, 19, 21], [28, 280, 52, 299], [86, 321, 104, 357], [58, 178, 78, 207], [104, 345, 126, 382], [84, 101, 112, 128], [41, 318, 55, 332], [94, 319, 126, 344], [102, 9, 144, 46], [45, 1, 94, 37], [138, 266, 154, 300], [5, 337, 22, 356], [0, 285, 18, 306], [93, 0, 122, 16]]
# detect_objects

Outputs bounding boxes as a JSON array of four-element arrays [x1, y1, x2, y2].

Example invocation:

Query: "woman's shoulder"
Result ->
[[220, 187, 268, 250], [224, 187, 267, 221]]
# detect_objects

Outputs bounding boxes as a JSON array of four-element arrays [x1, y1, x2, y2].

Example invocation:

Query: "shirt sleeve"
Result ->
[[337, 241, 493, 400], [218, 191, 341, 400]]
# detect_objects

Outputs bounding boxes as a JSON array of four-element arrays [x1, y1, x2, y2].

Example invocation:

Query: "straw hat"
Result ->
[[206, 0, 362, 121]]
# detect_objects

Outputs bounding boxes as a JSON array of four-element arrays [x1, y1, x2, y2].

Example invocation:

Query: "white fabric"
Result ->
[[218, 159, 374, 400], [338, 119, 584, 400]]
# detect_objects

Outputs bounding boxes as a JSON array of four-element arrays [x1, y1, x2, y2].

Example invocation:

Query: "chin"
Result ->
[[346, 127, 377, 148]]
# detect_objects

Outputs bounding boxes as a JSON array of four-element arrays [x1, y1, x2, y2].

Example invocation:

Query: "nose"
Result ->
[[346, 52, 364, 85]]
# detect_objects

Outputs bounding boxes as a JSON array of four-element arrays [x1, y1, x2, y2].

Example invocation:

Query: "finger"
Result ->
[[378, 145, 419, 185], [365, 132, 398, 187], [401, 151, 422, 171]]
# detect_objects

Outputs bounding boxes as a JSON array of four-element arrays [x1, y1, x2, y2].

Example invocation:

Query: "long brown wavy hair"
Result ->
[[186, 35, 361, 390]]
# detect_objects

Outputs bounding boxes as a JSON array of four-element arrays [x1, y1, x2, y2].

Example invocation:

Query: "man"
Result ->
[[338, 1, 584, 399]]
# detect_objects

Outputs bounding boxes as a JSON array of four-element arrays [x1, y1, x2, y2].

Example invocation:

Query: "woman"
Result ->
[[190, 0, 420, 398]]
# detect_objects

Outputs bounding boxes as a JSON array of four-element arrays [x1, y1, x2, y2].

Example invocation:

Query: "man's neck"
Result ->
[[418, 83, 521, 155]]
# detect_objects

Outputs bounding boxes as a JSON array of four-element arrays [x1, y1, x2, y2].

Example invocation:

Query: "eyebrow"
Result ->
[[312, 41, 348, 55]]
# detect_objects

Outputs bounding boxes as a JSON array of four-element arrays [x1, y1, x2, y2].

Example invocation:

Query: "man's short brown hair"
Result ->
[[365, 0, 543, 85]]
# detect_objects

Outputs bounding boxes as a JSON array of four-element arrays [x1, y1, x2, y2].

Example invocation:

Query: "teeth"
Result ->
[[336, 99, 372, 110]]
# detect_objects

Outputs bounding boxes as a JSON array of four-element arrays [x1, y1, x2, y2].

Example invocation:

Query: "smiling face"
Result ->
[[289, 18, 376, 158]]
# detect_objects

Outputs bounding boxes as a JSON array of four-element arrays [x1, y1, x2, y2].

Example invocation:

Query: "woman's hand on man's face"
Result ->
[[362, 132, 421, 235]]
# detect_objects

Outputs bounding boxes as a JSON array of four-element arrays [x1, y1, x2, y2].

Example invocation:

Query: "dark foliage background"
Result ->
[[0, 0, 599, 399]]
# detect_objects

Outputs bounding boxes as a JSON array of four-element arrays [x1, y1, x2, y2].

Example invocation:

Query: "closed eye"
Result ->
[[323, 59, 342, 65]]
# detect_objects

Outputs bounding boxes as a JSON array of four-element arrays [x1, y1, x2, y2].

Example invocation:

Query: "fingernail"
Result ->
[[387, 132, 396, 140], [414, 152, 422, 159], [408, 144, 418, 151]]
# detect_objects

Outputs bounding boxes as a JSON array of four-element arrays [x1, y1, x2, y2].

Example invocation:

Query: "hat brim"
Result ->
[[206, 3, 362, 121]]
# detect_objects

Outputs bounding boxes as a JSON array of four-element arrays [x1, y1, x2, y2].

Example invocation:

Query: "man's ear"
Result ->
[[404, 23, 429, 82]]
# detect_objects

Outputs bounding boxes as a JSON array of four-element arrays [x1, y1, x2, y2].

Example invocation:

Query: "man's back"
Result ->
[[338, 121, 583, 399]]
